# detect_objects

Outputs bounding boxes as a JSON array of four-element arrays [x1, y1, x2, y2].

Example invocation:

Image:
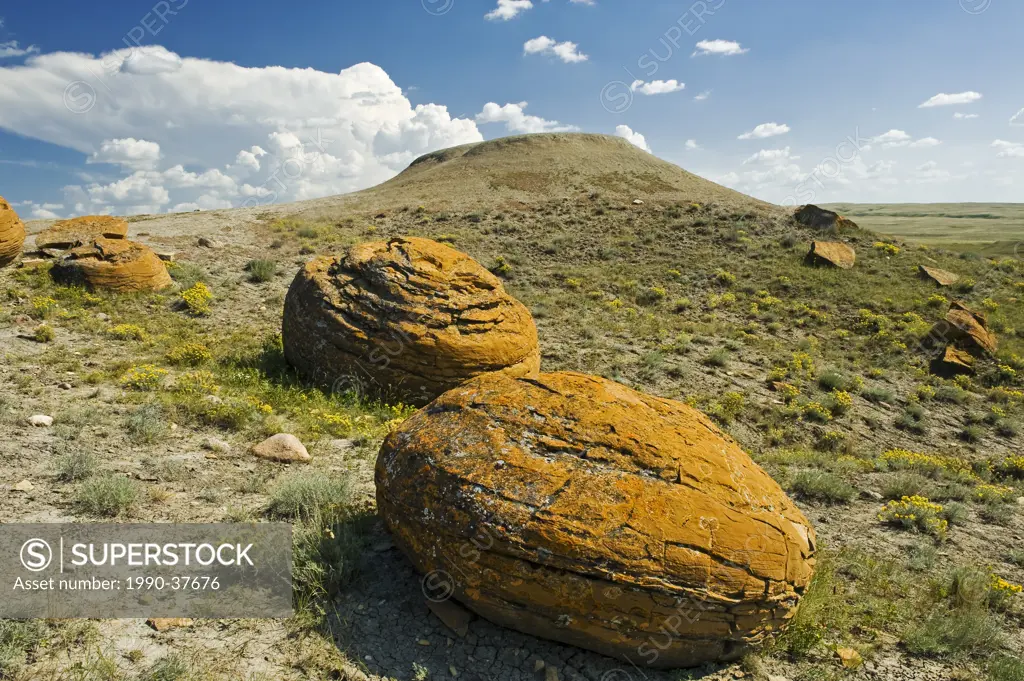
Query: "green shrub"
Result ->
[[789, 470, 856, 504], [75, 474, 139, 517], [54, 447, 97, 482], [126, 403, 168, 444], [246, 259, 278, 283]]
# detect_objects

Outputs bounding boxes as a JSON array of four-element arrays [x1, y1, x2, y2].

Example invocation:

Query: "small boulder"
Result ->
[[835, 647, 863, 669], [377, 371, 816, 668], [51, 238, 172, 292], [932, 301, 997, 357], [147, 618, 193, 632], [283, 237, 540, 406], [197, 237, 222, 248], [918, 265, 959, 287], [931, 345, 976, 376], [250, 434, 310, 463], [35, 215, 128, 251], [202, 437, 231, 454], [13, 480, 34, 492], [806, 241, 856, 269], [28, 415, 53, 427], [794, 205, 857, 231], [0, 196, 26, 268]]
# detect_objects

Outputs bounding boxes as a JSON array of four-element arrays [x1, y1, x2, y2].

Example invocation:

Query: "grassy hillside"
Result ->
[[1, 134, 1022, 680], [823, 202, 1024, 257]]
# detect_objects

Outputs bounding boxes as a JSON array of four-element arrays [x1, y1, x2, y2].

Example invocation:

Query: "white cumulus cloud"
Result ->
[[0, 41, 39, 58], [476, 102, 578, 134], [485, 0, 534, 20], [738, 122, 790, 140], [993, 140, 1024, 158], [88, 138, 162, 170], [684, 139, 699, 150], [0, 47, 483, 215], [918, 91, 982, 108], [908, 137, 942, 148], [692, 40, 748, 57], [630, 79, 684, 95], [523, 36, 588, 63], [743, 147, 799, 165], [694, 90, 711, 101], [953, 112, 979, 120], [614, 125, 650, 153]]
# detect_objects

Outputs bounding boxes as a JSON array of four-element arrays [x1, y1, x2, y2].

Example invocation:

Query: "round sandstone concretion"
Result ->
[[51, 237, 172, 292], [0, 196, 26, 267], [282, 236, 540, 406], [376, 371, 817, 668], [36, 215, 129, 250]]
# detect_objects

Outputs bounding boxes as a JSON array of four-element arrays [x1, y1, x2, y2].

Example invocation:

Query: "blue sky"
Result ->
[[1, 0, 1022, 219]]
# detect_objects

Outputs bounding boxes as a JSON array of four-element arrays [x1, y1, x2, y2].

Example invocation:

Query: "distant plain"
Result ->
[[823, 203, 1024, 257]]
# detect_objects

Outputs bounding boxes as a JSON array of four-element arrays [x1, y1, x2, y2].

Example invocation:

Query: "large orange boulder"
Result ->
[[283, 237, 540, 406], [51, 237, 172, 292], [933, 300, 997, 357], [806, 241, 856, 269], [36, 215, 128, 250], [0, 196, 26, 267], [376, 371, 816, 668]]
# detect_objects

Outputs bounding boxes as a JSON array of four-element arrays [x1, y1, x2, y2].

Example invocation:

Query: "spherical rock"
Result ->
[[376, 371, 816, 668], [50, 237, 172, 292], [36, 215, 129, 250], [0, 196, 26, 267], [283, 236, 540, 406]]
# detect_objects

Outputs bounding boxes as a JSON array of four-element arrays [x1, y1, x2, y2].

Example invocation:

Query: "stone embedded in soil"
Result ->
[[282, 236, 541, 406], [35, 215, 129, 250], [0, 195, 26, 268], [13, 480, 34, 492], [918, 265, 959, 287], [197, 236, 222, 248], [805, 241, 856, 269], [426, 598, 473, 637], [203, 437, 231, 454], [794, 204, 857, 231], [376, 371, 816, 669], [250, 433, 310, 463], [28, 415, 53, 427], [50, 238, 172, 292], [147, 618, 193, 632]]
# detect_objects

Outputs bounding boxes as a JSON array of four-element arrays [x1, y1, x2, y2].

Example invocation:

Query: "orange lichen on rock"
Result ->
[[935, 300, 997, 357], [51, 237, 172, 292], [36, 215, 129, 250], [806, 241, 856, 269], [283, 236, 540, 405], [931, 344, 975, 376], [376, 371, 816, 668], [0, 196, 26, 267], [918, 265, 959, 287]]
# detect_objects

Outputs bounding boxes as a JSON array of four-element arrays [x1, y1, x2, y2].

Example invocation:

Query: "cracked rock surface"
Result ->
[[35, 215, 129, 250], [376, 371, 816, 669], [0, 195, 26, 267], [50, 237, 173, 292], [283, 236, 540, 405]]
